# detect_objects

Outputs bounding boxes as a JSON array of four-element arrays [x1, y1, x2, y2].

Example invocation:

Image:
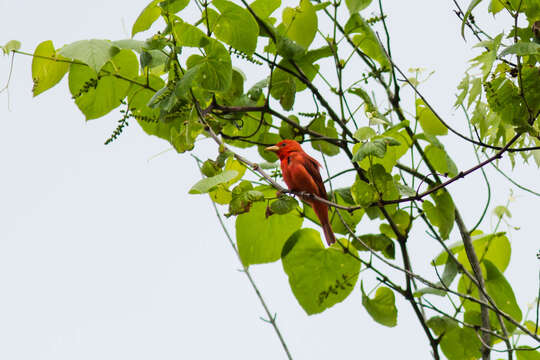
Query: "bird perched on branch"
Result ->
[[265, 140, 336, 245]]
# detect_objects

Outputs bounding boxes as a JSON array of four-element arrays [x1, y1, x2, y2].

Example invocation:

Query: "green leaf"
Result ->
[[112, 39, 148, 53], [470, 33, 503, 79], [422, 189, 454, 240], [212, 0, 259, 55], [416, 98, 447, 136], [488, 0, 505, 14], [456, 232, 511, 272], [344, 14, 390, 69], [427, 316, 458, 336], [237, 200, 303, 267], [257, 132, 281, 162], [270, 69, 296, 110], [179, 39, 232, 92], [59, 39, 115, 73], [68, 49, 139, 120], [281, 0, 317, 49], [467, 77, 482, 109], [425, 145, 458, 177], [356, 129, 411, 172], [2, 40, 21, 54], [517, 347, 540, 360], [173, 20, 208, 47], [461, 0, 483, 38], [352, 233, 395, 259], [250, 0, 281, 19], [353, 126, 377, 141], [366, 164, 400, 204], [226, 181, 264, 216], [159, 0, 189, 13], [31, 41, 70, 96], [345, 0, 372, 14], [189, 170, 239, 194], [361, 285, 397, 327], [282, 229, 360, 314], [351, 178, 376, 207], [440, 326, 482, 360], [500, 41, 540, 57], [493, 205, 512, 219], [524, 321, 540, 335], [129, 75, 167, 131], [352, 140, 387, 162], [327, 189, 364, 235], [458, 260, 522, 332], [454, 74, 469, 108], [132, 0, 161, 37], [279, 115, 302, 140], [170, 120, 204, 153], [270, 195, 299, 214], [309, 115, 340, 156], [223, 157, 246, 185]]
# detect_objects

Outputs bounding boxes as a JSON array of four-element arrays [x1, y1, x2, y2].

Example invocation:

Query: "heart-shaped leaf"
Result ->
[[281, 229, 360, 315]]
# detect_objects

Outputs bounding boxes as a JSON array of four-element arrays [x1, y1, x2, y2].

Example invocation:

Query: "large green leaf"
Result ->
[[59, 39, 115, 73], [361, 285, 397, 327], [422, 189, 454, 240], [440, 326, 482, 360], [173, 20, 208, 47], [458, 260, 522, 332], [457, 232, 511, 272], [351, 178, 376, 207], [237, 200, 303, 267], [433, 232, 510, 271], [269, 68, 296, 110], [212, 0, 259, 55], [68, 49, 139, 120], [250, 0, 281, 19], [281, 0, 317, 49], [416, 99, 447, 136], [32, 40, 69, 96], [179, 39, 232, 92], [281, 229, 360, 314], [424, 145, 458, 177], [132, 0, 161, 37]]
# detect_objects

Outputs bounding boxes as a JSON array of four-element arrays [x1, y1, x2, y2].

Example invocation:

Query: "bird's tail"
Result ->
[[312, 201, 336, 245]]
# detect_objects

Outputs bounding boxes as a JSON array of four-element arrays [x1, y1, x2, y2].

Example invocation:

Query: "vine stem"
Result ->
[[194, 158, 293, 360]]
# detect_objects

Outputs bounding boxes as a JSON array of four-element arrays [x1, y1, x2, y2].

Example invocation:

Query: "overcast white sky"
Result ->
[[1, 1, 538, 359]]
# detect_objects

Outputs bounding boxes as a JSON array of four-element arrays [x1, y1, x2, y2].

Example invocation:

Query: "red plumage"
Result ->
[[266, 140, 336, 245]]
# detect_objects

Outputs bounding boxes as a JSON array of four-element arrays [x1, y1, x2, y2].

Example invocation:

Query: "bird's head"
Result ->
[[265, 139, 303, 159]]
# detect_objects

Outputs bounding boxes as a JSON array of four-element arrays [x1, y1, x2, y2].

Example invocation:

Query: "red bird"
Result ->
[[265, 140, 336, 245]]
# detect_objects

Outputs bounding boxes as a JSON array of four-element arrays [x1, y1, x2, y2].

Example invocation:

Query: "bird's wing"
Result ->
[[300, 154, 327, 199]]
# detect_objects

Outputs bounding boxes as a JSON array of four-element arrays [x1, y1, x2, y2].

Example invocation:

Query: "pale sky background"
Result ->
[[0, 1, 538, 359]]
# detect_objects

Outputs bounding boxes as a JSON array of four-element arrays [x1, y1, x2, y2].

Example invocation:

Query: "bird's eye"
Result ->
[[280, 143, 286, 147]]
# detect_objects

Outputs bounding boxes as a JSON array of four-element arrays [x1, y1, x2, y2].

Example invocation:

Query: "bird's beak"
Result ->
[[265, 145, 280, 153]]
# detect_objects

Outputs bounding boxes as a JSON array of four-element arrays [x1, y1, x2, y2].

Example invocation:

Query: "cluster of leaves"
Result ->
[[5, 0, 540, 359]]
